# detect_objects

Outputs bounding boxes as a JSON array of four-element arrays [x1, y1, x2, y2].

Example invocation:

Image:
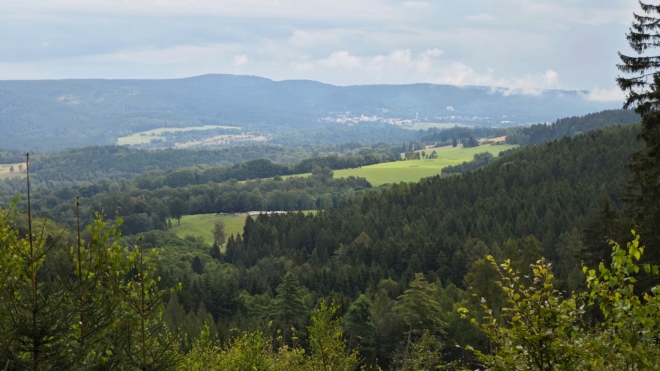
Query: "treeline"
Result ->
[[135, 153, 394, 191], [441, 152, 497, 174], [417, 126, 508, 146], [0, 143, 397, 191], [506, 109, 640, 145], [2, 165, 370, 236]]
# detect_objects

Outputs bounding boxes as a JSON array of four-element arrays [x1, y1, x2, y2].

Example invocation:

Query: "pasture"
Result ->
[[285, 144, 518, 186], [0, 163, 26, 180], [171, 210, 317, 246], [171, 213, 248, 246], [117, 125, 241, 145]]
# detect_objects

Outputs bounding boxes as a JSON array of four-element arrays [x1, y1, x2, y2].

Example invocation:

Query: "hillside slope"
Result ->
[[0, 74, 619, 150]]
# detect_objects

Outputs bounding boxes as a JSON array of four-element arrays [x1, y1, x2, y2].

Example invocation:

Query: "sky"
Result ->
[[0, 0, 645, 100]]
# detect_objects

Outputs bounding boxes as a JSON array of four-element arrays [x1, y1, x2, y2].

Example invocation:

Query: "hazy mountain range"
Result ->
[[0, 74, 621, 150]]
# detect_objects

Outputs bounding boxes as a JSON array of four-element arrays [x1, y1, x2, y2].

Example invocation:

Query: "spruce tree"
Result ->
[[392, 273, 446, 364], [342, 295, 376, 368], [272, 272, 307, 346], [617, 1, 660, 265]]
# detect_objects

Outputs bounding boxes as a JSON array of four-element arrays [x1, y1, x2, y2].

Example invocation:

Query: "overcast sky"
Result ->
[[0, 0, 643, 100]]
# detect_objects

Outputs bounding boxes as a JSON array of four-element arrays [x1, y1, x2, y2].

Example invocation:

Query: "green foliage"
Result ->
[[460, 233, 660, 371], [212, 220, 226, 246], [400, 330, 446, 371], [343, 295, 377, 368], [462, 256, 587, 371], [583, 233, 660, 369], [181, 303, 357, 371], [307, 302, 359, 371]]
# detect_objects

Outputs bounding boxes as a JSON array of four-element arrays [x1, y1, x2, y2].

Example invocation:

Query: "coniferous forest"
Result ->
[[4, 2, 660, 370]]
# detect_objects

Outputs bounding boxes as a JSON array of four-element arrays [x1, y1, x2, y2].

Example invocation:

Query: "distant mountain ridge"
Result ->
[[0, 74, 620, 150]]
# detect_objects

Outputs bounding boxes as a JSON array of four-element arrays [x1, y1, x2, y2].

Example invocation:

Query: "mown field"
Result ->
[[117, 125, 241, 145], [0, 163, 26, 180], [286, 143, 518, 186], [171, 211, 317, 246]]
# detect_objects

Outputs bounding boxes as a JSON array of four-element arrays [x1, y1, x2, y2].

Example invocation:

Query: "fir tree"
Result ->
[[392, 273, 446, 364], [342, 295, 376, 368], [618, 1, 660, 265], [272, 272, 307, 346]]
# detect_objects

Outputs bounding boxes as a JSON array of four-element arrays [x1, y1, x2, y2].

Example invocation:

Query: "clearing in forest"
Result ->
[[117, 125, 241, 145], [285, 144, 518, 186], [171, 210, 317, 246], [0, 163, 26, 180]]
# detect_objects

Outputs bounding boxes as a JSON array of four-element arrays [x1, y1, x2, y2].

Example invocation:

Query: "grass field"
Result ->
[[171, 213, 248, 246], [285, 144, 518, 186], [171, 211, 317, 246], [400, 123, 473, 131], [117, 125, 241, 145], [0, 163, 26, 180]]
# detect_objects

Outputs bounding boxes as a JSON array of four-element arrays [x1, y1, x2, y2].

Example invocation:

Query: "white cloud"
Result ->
[[446, 106, 454, 111], [431, 63, 560, 95], [401, 1, 430, 9], [464, 13, 496, 22], [583, 87, 625, 102], [233, 54, 250, 66], [307, 48, 444, 79], [498, 69, 560, 95], [432, 63, 496, 86], [318, 51, 363, 69]]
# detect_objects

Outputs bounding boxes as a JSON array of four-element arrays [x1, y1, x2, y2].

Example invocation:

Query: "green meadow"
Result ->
[[171, 210, 317, 246], [286, 144, 517, 186], [0, 163, 26, 180], [171, 213, 248, 246], [117, 125, 241, 145]]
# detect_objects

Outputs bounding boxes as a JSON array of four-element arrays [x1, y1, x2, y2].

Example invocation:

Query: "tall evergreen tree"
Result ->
[[392, 273, 446, 363], [272, 272, 307, 346], [618, 1, 660, 264], [342, 295, 376, 368]]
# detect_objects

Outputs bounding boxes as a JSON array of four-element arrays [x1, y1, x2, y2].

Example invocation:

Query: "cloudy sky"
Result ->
[[0, 0, 643, 99]]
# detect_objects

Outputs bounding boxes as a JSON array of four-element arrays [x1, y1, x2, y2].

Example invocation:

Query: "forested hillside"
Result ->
[[151, 124, 642, 368], [0, 120, 657, 370], [505, 109, 640, 145], [0, 75, 619, 150]]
